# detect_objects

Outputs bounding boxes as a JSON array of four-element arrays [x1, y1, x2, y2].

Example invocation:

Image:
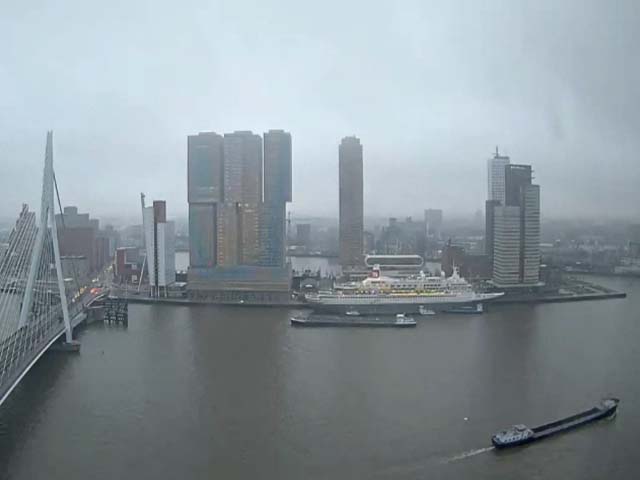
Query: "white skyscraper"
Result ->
[[142, 197, 175, 297], [487, 146, 510, 204]]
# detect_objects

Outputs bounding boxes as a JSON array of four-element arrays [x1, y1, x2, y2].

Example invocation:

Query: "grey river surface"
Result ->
[[0, 275, 639, 479]]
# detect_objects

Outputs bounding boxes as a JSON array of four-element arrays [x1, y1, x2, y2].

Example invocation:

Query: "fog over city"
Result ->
[[1, 0, 638, 221]]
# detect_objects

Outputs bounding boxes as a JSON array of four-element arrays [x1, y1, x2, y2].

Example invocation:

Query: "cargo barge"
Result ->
[[290, 313, 416, 328], [492, 398, 619, 448]]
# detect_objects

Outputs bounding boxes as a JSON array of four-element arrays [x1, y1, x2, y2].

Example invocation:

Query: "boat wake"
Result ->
[[443, 446, 495, 463]]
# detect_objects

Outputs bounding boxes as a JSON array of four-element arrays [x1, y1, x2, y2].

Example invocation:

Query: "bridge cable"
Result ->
[[0, 209, 38, 382], [53, 172, 85, 309]]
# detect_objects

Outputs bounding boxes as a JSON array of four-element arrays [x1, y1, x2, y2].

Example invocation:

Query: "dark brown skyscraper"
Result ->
[[339, 136, 363, 268]]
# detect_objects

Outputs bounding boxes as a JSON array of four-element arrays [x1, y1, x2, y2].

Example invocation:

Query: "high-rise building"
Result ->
[[492, 205, 522, 285], [261, 130, 292, 267], [521, 184, 541, 284], [492, 164, 541, 287], [263, 130, 292, 204], [188, 132, 223, 268], [219, 131, 263, 265], [339, 136, 363, 268], [487, 146, 510, 204], [424, 209, 443, 239], [55, 206, 111, 272], [485, 146, 511, 264], [189, 203, 217, 267], [484, 199, 500, 260], [187, 129, 292, 303], [378, 217, 426, 255], [504, 164, 532, 206], [223, 131, 262, 203], [296, 223, 312, 247], [142, 198, 176, 297]]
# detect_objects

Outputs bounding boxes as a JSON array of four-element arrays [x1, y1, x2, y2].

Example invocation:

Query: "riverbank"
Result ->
[[110, 284, 626, 309], [492, 277, 627, 305], [113, 293, 304, 308], [493, 290, 626, 305]]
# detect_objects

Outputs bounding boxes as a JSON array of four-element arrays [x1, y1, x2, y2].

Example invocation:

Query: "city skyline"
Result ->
[[0, 3, 639, 478], [2, 1, 639, 221]]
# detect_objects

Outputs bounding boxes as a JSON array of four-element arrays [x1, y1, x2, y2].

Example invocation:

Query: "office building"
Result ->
[[56, 206, 96, 271], [339, 136, 364, 268], [263, 130, 292, 204], [188, 132, 224, 204], [505, 164, 532, 206], [261, 130, 292, 267], [60, 255, 90, 285], [363, 230, 375, 254], [484, 199, 500, 261], [492, 164, 541, 287], [521, 183, 541, 284], [378, 217, 426, 255], [100, 225, 120, 258], [485, 147, 511, 264], [296, 223, 312, 247], [55, 206, 113, 272], [114, 247, 144, 284], [424, 209, 443, 239], [219, 131, 263, 265], [188, 132, 224, 268], [492, 206, 522, 285], [487, 146, 510, 204], [142, 198, 175, 297], [187, 129, 292, 303]]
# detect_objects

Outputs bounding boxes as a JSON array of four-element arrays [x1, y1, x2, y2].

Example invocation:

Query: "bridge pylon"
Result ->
[[18, 131, 72, 343]]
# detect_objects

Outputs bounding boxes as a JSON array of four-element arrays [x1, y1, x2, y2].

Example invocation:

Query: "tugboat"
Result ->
[[492, 398, 619, 448]]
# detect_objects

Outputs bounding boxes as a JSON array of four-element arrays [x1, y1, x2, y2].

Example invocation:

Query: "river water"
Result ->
[[0, 275, 638, 479]]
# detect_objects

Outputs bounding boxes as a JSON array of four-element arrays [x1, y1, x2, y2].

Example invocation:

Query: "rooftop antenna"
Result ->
[[495, 145, 499, 157]]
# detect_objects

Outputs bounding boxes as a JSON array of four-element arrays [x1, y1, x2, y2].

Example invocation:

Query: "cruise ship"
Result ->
[[304, 265, 503, 314]]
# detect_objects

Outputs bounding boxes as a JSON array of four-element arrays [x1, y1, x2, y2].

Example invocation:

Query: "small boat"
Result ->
[[445, 303, 483, 314], [492, 398, 619, 448], [345, 310, 360, 316], [418, 306, 436, 316], [395, 313, 416, 326]]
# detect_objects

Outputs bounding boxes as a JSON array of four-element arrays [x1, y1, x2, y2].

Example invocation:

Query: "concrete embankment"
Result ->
[[494, 291, 626, 305]]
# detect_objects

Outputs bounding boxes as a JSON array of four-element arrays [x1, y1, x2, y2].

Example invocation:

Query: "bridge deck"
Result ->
[[0, 294, 98, 407]]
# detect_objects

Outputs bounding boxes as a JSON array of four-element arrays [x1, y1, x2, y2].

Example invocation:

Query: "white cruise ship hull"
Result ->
[[304, 292, 504, 315]]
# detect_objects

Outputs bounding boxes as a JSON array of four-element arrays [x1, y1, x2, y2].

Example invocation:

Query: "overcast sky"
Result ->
[[1, 0, 638, 223]]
